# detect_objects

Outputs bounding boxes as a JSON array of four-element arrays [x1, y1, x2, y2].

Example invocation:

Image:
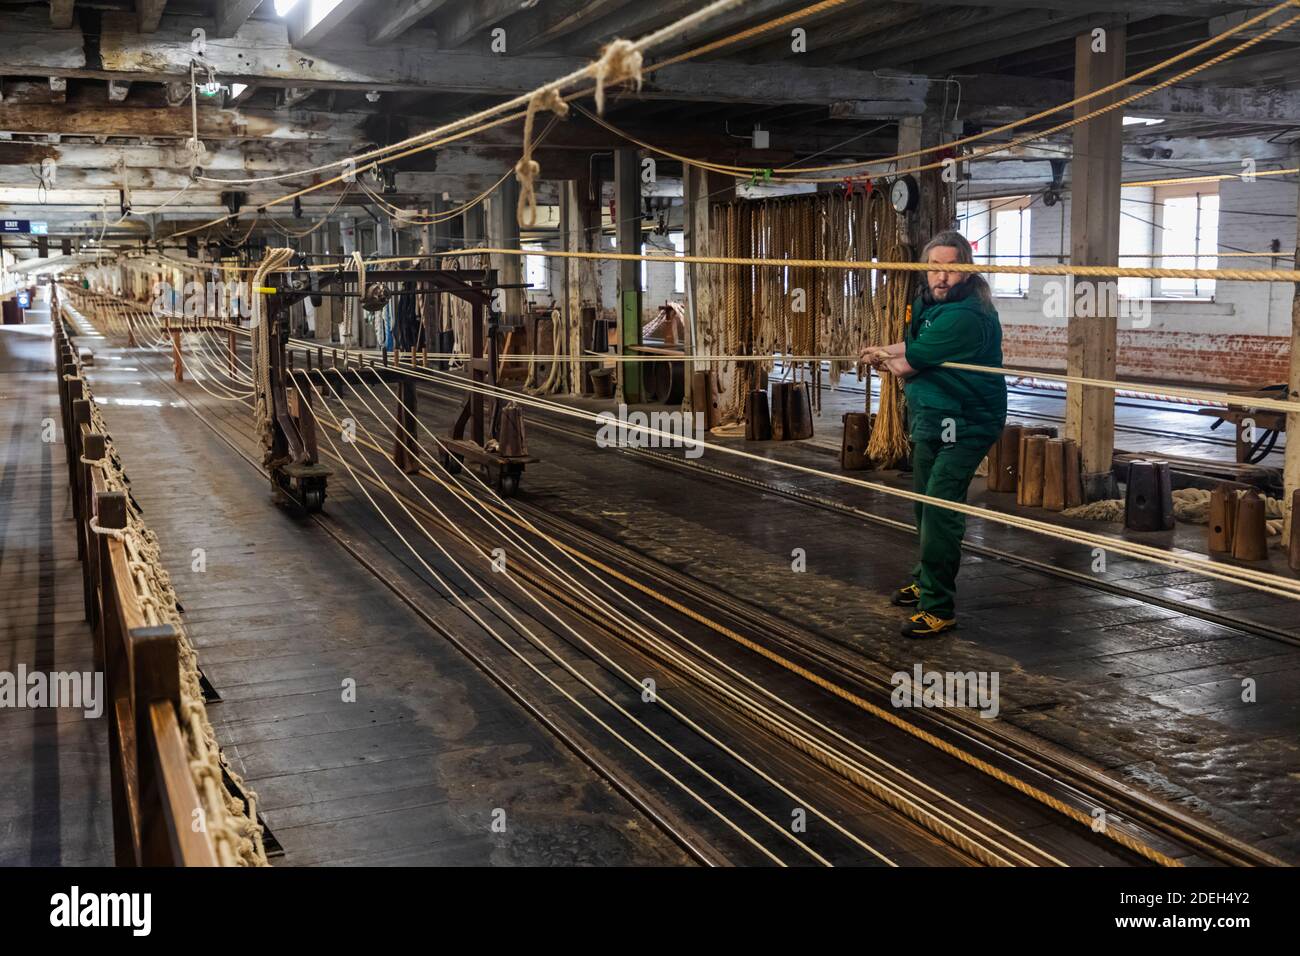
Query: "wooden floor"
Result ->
[[72, 324, 690, 867], [0, 313, 113, 866]]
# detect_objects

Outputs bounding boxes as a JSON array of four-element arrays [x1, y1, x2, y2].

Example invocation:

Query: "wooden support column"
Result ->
[[463, 202, 485, 246], [615, 147, 642, 403], [170, 327, 183, 381], [563, 173, 601, 395], [1066, 24, 1125, 501], [493, 176, 524, 323], [340, 217, 360, 349], [684, 165, 733, 408], [1284, 160, 1300, 543], [895, 114, 952, 252], [392, 378, 420, 474]]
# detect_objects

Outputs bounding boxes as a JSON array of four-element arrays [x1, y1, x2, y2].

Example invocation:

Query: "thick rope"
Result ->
[[515, 89, 570, 228]]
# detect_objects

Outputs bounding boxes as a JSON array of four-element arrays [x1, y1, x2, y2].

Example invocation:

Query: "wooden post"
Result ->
[[170, 327, 183, 381], [130, 625, 218, 867], [615, 147, 643, 404], [93, 489, 136, 866], [494, 176, 525, 324], [81, 432, 106, 627], [393, 378, 420, 474], [684, 166, 734, 409], [1065, 25, 1125, 501], [71, 397, 92, 562], [1283, 166, 1300, 543]]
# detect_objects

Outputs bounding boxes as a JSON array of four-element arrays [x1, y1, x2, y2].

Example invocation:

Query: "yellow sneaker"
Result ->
[[902, 610, 956, 638], [891, 582, 921, 607]]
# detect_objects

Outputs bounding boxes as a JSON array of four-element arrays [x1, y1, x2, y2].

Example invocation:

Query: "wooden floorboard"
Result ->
[[0, 318, 112, 867], [70, 332, 694, 868]]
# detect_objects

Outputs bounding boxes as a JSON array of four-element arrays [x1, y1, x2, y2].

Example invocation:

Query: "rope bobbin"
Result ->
[[515, 88, 570, 228], [592, 38, 643, 115]]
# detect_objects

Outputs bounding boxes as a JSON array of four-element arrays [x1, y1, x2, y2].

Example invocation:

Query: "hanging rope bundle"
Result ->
[[515, 88, 571, 228], [250, 247, 297, 469], [593, 38, 644, 114], [865, 188, 913, 467], [700, 189, 914, 437]]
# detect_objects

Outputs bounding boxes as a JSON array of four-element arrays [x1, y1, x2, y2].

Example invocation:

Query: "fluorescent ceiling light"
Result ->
[[1122, 116, 1165, 126], [230, 83, 249, 98]]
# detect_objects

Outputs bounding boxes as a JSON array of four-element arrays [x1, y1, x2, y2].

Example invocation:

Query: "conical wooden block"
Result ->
[[1042, 438, 1067, 511], [1208, 484, 1235, 554], [1232, 489, 1268, 561], [746, 389, 772, 441], [1018, 435, 1047, 507], [785, 382, 814, 440], [841, 412, 871, 470]]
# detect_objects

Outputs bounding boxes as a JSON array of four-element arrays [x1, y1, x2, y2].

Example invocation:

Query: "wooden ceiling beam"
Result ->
[[214, 0, 267, 39], [367, 0, 451, 45]]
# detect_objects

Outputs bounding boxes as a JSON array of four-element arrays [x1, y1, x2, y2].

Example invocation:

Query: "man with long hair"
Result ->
[[862, 231, 1007, 637]]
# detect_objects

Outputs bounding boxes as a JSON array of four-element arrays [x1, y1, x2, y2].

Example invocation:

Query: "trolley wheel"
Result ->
[[302, 487, 325, 513], [442, 450, 463, 475], [499, 471, 520, 497]]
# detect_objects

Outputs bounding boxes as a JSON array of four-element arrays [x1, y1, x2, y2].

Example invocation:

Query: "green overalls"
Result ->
[[902, 281, 1007, 618]]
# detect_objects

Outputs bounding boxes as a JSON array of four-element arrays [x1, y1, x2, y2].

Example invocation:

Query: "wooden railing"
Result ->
[[52, 294, 219, 867]]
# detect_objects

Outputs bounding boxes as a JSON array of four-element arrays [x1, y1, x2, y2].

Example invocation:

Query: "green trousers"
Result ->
[[910, 436, 993, 618]]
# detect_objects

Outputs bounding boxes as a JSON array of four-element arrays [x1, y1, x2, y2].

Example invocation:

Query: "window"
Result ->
[[1157, 190, 1218, 298], [1118, 184, 1219, 298], [1118, 187, 1154, 299], [958, 196, 1031, 296], [523, 242, 547, 292], [671, 232, 685, 294]]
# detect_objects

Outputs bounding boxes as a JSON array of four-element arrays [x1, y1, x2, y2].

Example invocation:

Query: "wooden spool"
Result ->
[[770, 382, 789, 441], [1208, 484, 1236, 554], [1018, 435, 1047, 507], [841, 412, 871, 470], [1232, 489, 1268, 561], [1288, 489, 1300, 572], [746, 389, 773, 441], [1042, 438, 1068, 512], [785, 382, 814, 440]]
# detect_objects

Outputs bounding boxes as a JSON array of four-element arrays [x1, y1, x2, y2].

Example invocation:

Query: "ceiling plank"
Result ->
[[9, 8, 86, 69], [214, 0, 266, 39], [506, 0, 636, 54], [0, 101, 370, 141], [50, 0, 75, 30], [138, 0, 169, 33], [290, 0, 370, 49], [430, 0, 525, 50], [367, 0, 451, 45]]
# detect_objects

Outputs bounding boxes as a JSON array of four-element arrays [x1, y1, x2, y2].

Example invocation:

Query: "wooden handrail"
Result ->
[[54, 310, 220, 866]]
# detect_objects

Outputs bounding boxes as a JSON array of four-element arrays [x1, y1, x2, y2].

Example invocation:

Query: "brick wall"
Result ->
[[1001, 324, 1291, 386]]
